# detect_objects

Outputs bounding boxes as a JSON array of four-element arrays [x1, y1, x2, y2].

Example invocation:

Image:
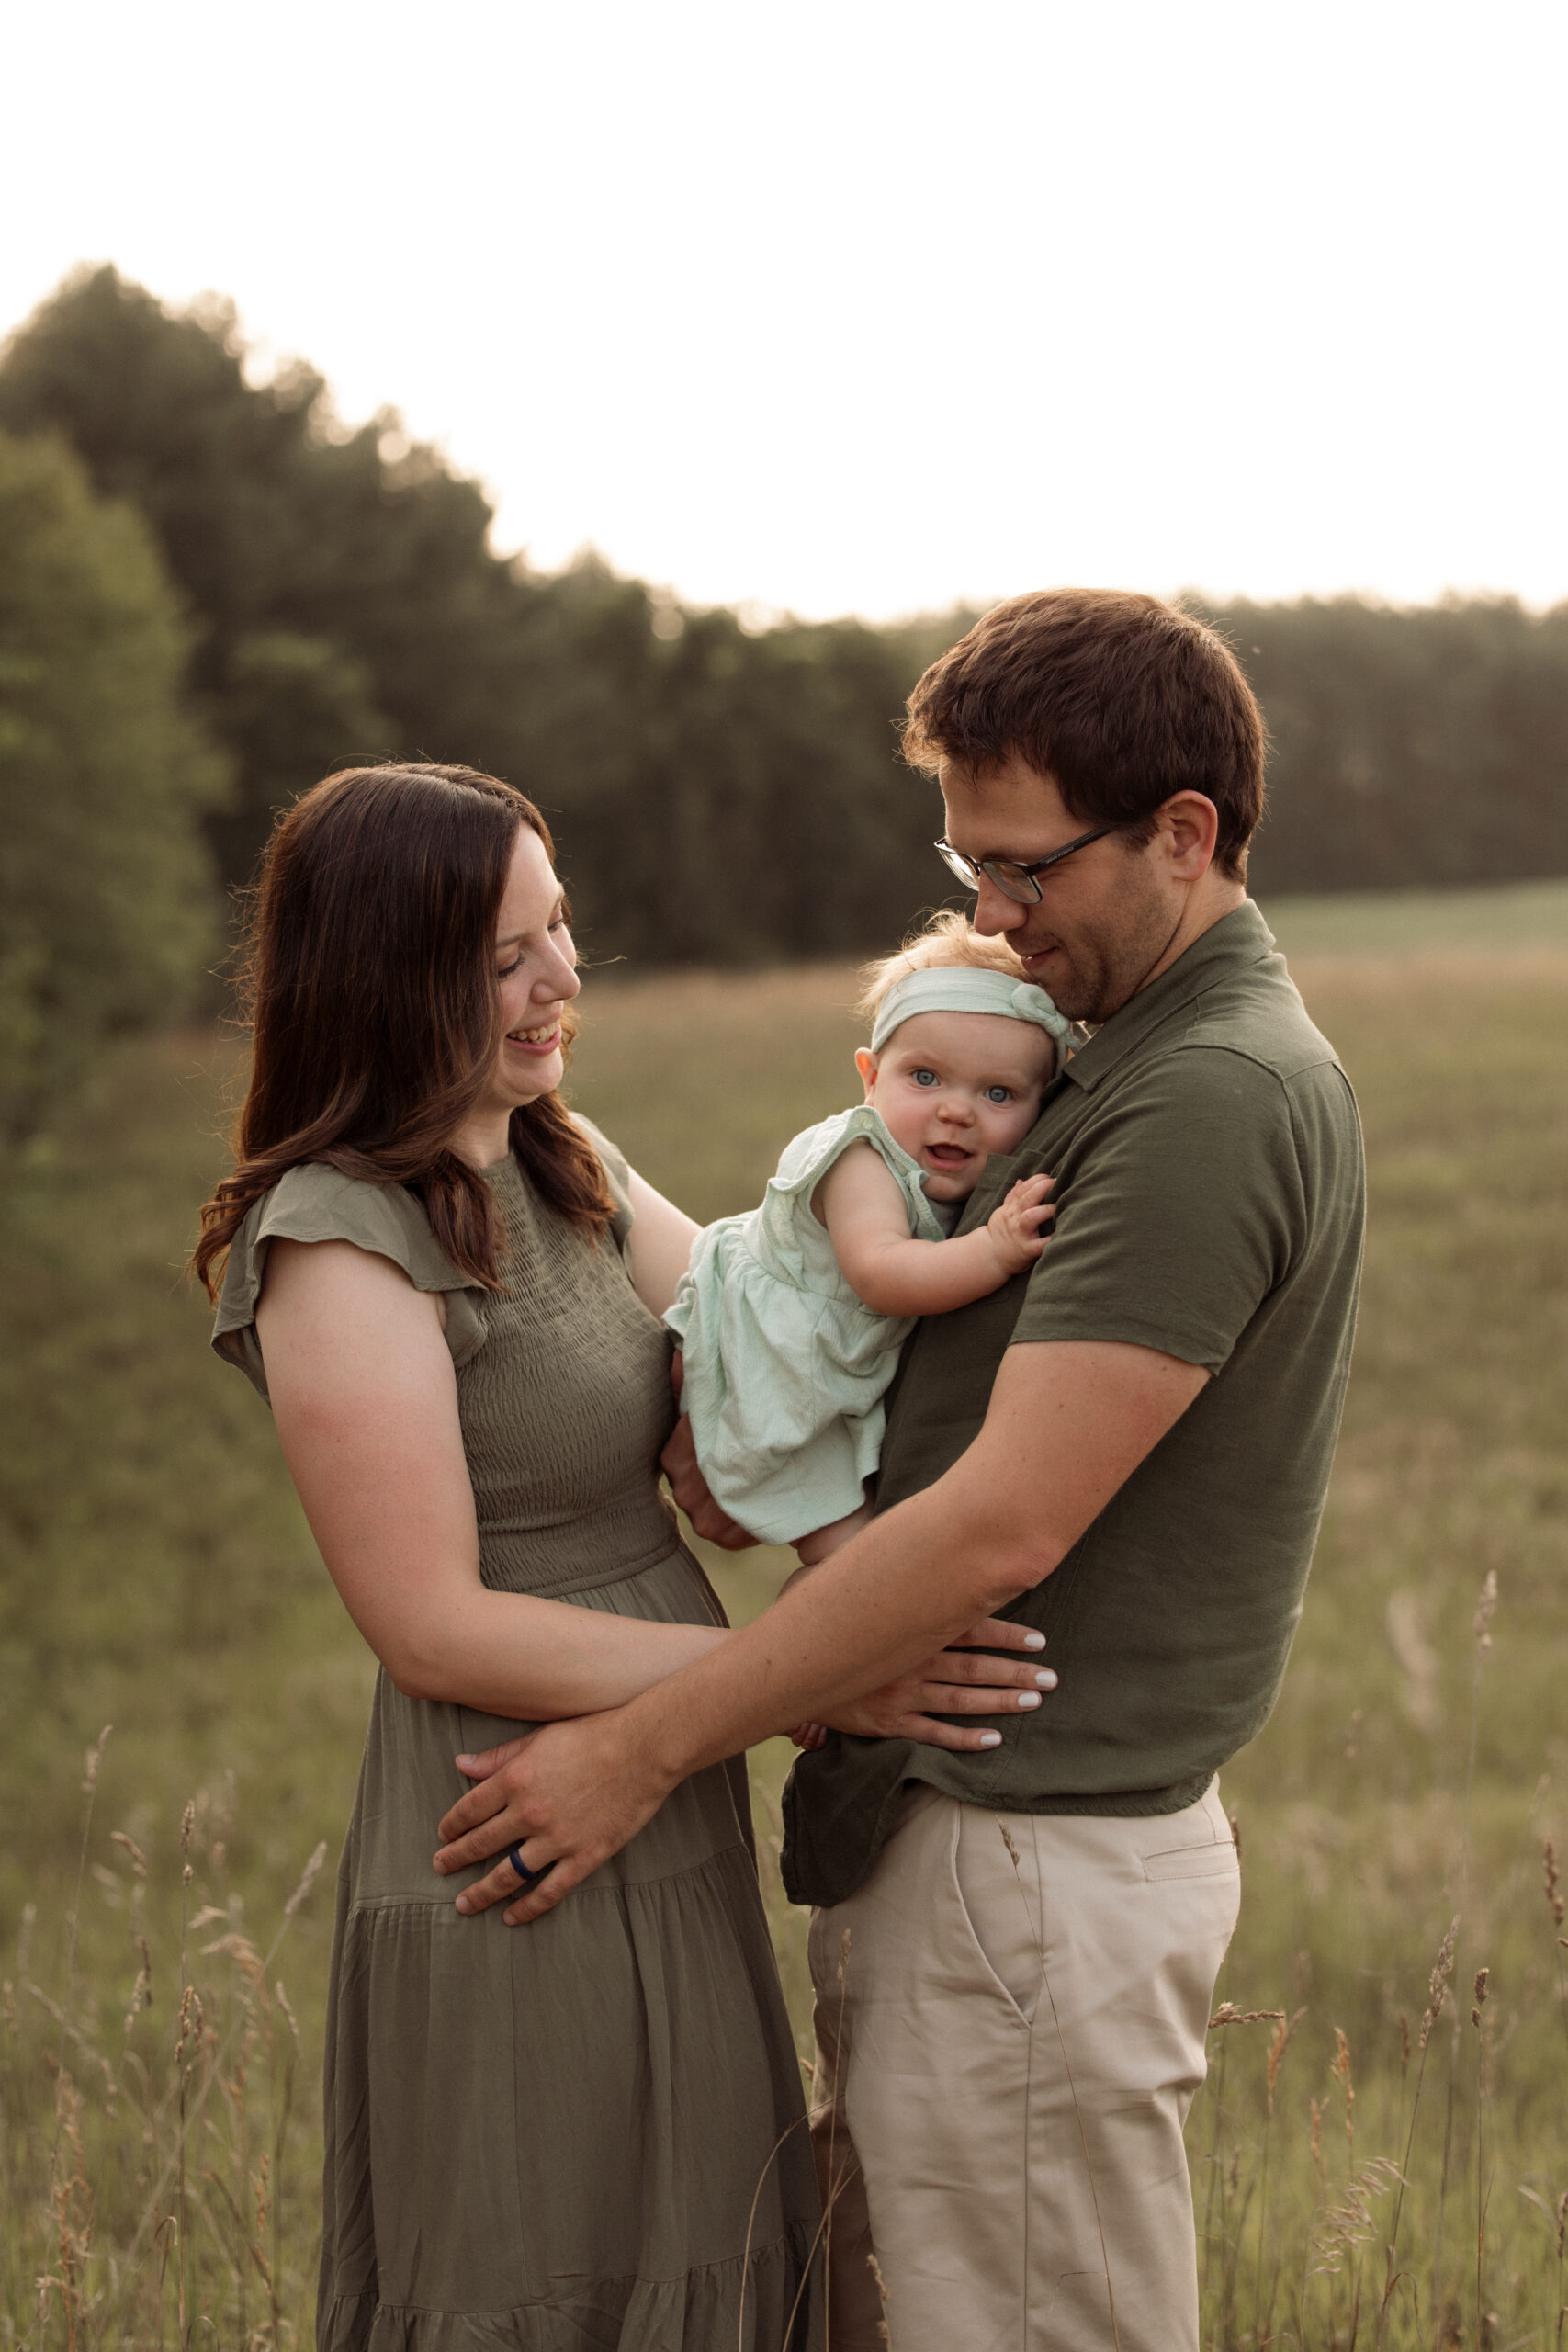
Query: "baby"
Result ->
[[666, 912, 1070, 1575]]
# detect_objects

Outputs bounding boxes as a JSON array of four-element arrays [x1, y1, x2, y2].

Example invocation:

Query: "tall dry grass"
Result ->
[[4, 911, 1566, 2346], [2, 1739, 327, 2349]]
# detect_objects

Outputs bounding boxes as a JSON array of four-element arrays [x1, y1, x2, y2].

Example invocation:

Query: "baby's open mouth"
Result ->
[[925, 1143, 973, 1168]]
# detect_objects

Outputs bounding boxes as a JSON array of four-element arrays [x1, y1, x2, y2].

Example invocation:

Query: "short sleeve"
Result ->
[[1010, 1048, 1306, 1374], [210, 1163, 487, 1403], [570, 1113, 635, 1251]]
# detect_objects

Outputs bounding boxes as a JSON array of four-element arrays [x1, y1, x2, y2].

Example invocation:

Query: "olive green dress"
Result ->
[[213, 1123, 819, 2351]]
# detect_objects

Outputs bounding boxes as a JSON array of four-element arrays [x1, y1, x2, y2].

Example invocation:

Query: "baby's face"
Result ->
[[857, 1010, 1055, 1202]]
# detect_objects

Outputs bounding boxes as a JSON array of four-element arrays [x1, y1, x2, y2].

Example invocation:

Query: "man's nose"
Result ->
[[972, 877, 1026, 936]]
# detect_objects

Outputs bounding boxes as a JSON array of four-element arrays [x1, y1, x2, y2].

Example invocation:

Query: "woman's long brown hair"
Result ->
[[192, 763, 615, 1300]]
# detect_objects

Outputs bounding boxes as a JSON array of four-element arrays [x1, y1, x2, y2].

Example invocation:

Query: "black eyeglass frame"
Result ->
[[933, 823, 1118, 905]]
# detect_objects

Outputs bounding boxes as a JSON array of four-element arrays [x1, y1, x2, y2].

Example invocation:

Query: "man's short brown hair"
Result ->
[[902, 590, 1266, 881]]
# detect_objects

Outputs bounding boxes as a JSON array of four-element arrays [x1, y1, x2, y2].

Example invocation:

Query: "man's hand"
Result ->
[[433, 1713, 674, 1926], [811, 1615, 1057, 1748], [660, 1356, 758, 1549]]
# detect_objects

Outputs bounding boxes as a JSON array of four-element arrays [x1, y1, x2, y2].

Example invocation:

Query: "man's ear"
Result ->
[[854, 1046, 879, 1100], [1158, 791, 1219, 880]]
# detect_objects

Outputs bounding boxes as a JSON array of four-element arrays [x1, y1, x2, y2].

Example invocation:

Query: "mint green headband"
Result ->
[[870, 966, 1072, 1057]]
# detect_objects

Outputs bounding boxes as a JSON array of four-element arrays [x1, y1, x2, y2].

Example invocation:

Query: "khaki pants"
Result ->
[[807, 1781, 1240, 2352]]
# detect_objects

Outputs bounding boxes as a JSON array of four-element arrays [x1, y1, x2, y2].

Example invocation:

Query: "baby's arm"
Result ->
[[814, 1141, 1053, 1318]]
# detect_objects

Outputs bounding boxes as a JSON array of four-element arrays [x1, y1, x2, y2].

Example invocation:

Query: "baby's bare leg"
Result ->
[[793, 1498, 874, 1567]]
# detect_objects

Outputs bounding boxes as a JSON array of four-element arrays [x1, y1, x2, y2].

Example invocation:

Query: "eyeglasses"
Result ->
[[933, 824, 1117, 905]]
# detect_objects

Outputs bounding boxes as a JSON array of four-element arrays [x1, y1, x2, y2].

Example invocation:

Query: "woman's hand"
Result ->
[[807, 1617, 1056, 1752], [660, 1358, 759, 1549]]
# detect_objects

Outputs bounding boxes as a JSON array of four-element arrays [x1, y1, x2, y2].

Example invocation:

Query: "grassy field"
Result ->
[[3, 882, 1566, 2347]]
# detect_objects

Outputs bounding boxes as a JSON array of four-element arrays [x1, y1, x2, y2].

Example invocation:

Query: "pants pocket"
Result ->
[[1142, 1839, 1242, 1883], [952, 1806, 1044, 2022]]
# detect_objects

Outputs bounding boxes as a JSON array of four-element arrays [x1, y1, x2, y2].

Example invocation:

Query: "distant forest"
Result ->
[[2, 266, 1566, 1137]]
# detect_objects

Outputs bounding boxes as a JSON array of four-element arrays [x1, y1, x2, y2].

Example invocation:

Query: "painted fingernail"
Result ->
[[979, 1732, 1003, 1748], [1035, 1669, 1057, 1688], [1021, 1632, 1046, 1650], [1017, 1690, 1042, 1709]]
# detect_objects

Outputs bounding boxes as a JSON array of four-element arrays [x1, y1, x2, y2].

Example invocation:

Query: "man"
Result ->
[[435, 589, 1366, 2351]]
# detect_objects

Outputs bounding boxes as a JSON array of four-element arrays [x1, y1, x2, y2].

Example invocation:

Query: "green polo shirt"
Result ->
[[782, 900, 1365, 1908]]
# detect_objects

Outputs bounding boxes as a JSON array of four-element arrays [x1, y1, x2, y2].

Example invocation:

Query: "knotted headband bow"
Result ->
[[869, 966, 1073, 1057]]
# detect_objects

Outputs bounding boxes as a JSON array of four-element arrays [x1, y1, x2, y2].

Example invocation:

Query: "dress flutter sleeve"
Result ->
[[569, 1112, 636, 1251], [210, 1163, 488, 1404]]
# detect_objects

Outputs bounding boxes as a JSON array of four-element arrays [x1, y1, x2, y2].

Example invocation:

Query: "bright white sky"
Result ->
[[5, 0, 1565, 621]]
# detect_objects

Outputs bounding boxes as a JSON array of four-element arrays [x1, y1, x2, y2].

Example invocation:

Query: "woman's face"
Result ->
[[476, 823, 581, 1129]]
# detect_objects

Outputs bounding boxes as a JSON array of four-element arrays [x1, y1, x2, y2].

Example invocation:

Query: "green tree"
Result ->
[[0, 267, 541, 889], [0, 428, 228, 1146]]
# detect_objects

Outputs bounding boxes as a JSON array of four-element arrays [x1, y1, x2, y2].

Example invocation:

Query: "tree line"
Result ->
[[3, 265, 1566, 1144]]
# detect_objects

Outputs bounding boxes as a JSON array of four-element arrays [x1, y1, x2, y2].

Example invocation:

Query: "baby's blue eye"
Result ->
[[985, 1086, 1013, 1103], [911, 1069, 938, 1088]]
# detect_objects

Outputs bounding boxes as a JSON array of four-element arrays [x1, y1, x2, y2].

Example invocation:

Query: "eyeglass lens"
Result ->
[[938, 843, 1039, 904]]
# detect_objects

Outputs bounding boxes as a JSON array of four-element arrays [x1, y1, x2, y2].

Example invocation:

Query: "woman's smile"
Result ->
[[506, 1018, 563, 1056]]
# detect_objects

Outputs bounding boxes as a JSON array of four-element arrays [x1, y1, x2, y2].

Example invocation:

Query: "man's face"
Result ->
[[939, 753, 1180, 1025]]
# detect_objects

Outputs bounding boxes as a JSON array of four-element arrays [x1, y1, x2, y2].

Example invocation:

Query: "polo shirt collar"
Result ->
[[1059, 899, 1279, 1095]]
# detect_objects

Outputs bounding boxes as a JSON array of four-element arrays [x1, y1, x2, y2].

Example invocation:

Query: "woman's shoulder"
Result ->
[[252, 1163, 458, 1278], [211, 1162, 482, 1402], [564, 1111, 634, 1248]]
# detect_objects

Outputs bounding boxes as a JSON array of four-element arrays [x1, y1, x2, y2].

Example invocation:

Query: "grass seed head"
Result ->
[[1473, 1566, 1499, 1656], [1544, 1838, 1565, 1929], [282, 1839, 328, 1920], [110, 1830, 148, 1879], [1420, 1916, 1460, 2050]]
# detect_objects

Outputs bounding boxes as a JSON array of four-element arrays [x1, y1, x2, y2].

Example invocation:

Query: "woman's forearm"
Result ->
[[386, 1586, 731, 1716]]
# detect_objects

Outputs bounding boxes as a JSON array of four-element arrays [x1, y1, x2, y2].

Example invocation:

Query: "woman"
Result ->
[[196, 762, 1044, 2348], [196, 763, 820, 2350]]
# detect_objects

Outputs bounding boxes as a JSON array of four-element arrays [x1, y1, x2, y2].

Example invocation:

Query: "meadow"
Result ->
[[2, 880, 1566, 2348]]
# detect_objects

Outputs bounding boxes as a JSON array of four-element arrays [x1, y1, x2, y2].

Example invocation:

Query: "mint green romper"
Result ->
[[664, 1104, 947, 1546], [212, 1122, 819, 2351]]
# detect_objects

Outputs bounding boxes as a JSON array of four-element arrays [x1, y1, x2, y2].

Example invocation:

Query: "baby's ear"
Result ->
[[853, 1046, 878, 1099]]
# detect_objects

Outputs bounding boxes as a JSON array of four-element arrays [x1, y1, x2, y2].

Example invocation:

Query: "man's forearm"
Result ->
[[625, 1468, 1047, 1790], [626, 1335, 1209, 1791]]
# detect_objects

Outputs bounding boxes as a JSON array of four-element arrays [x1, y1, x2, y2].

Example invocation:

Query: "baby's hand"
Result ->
[[791, 1724, 829, 1751], [986, 1175, 1055, 1276]]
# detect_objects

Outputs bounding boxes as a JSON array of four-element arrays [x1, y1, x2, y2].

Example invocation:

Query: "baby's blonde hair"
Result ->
[[855, 909, 1027, 1031]]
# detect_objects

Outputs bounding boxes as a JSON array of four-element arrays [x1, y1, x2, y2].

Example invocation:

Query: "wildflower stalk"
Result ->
[[1472, 1968, 1490, 2352], [1374, 1915, 1457, 2350], [37, 1725, 110, 2352], [1544, 1841, 1568, 2061], [1437, 1568, 1498, 2327]]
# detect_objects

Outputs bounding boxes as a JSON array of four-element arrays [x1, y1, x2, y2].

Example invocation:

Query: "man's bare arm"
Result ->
[[434, 1337, 1209, 1917]]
